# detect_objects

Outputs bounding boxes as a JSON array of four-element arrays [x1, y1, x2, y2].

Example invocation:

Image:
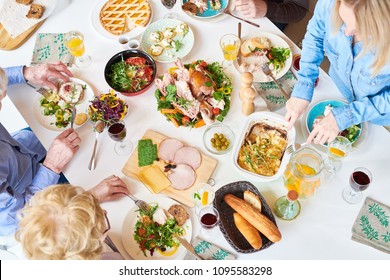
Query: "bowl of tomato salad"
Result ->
[[104, 49, 157, 96]]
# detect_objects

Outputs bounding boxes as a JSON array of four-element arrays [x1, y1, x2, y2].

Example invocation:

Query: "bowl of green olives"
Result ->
[[203, 123, 235, 155]]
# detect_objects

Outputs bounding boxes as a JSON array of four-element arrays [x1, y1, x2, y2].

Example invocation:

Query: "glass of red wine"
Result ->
[[342, 167, 372, 204], [198, 206, 220, 237], [161, 0, 178, 19], [107, 121, 133, 156]]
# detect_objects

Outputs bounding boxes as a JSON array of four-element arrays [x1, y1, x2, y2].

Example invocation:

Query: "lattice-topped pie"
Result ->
[[99, 0, 151, 36]]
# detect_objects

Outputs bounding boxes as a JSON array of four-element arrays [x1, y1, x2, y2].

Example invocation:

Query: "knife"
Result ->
[[70, 106, 76, 129], [176, 236, 205, 260], [237, 22, 242, 66]]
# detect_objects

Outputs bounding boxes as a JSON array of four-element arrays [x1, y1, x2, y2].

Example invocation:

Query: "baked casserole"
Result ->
[[237, 121, 288, 177]]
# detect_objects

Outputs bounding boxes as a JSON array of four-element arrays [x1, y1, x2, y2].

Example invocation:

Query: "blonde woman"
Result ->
[[284, 0, 390, 144], [16, 183, 125, 260]]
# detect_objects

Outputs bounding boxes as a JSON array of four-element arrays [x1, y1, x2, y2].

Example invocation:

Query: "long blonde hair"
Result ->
[[16, 185, 106, 260], [0, 67, 8, 109], [332, 0, 390, 76]]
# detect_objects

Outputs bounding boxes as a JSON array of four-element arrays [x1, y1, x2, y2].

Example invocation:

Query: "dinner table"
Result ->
[[1, 0, 390, 260]]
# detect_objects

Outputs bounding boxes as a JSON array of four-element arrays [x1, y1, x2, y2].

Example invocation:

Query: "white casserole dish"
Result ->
[[232, 112, 296, 182]]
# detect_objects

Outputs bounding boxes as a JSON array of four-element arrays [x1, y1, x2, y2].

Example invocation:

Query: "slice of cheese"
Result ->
[[139, 165, 171, 193]]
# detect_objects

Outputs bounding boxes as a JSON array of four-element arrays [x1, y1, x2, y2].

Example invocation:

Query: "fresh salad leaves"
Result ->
[[267, 47, 291, 72]]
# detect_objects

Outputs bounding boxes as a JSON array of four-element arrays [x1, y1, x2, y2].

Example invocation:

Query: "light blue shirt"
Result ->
[[0, 66, 59, 235], [292, 0, 390, 130]]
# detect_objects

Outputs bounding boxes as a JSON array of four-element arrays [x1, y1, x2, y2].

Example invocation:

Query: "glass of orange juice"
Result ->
[[192, 183, 215, 216], [325, 136, 352, 179], [219, 34, 241, 67], [65, 30, 92, 68]]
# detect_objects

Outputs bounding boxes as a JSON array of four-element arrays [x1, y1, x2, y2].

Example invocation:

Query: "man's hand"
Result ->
[[284, 97, 310, 130], [42, 128, 80, 174], [23, 61, 73, 91], [307, 113, 340, 145], [89, 175, 130, 203], [233, 0, 267, 18]]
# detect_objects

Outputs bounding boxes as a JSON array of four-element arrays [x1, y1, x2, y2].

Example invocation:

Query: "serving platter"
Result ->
[[121, 195, 192, 260], [32, 78, 95, 131], [233, 32, 292, 82], [214, 181, 278, 253], [140, 18, 194, 63], [122, 129, 218, 207]]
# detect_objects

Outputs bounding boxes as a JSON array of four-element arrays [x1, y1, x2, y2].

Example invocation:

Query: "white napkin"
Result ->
[[0, 0, 56, 38]]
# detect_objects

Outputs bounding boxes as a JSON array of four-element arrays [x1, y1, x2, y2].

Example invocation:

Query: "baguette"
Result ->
[[233, 212, 262, 250], [224, 194, 282, 242], [244, 190, 262, 212]]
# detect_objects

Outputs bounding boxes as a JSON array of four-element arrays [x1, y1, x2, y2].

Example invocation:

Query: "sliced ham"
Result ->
[[158, 138, 184, 162], [173, 146, 201, 170], [168, 164, 196, 190]]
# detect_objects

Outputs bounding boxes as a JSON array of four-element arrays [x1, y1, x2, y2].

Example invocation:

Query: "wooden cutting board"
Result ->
[[0, 21, 45, 51], [122, 129, 218, 207]]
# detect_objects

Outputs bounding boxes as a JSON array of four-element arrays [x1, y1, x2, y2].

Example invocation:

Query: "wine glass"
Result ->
[[219, 34, 241, 68], [161, 0, 178, 19], [192, 183, 215, 216], [325, 136, 352, 179], [64, 30, 92, 68], [107, 121, 133, 156], [342, 167, 372, 204], [198, 206, 220, 238]]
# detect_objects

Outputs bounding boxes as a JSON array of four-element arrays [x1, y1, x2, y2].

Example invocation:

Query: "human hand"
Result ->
[[307, 113, 340, 145], [23, 61, 73, 91], [89, 175, 130, 203], [233, 0, 267, 18], [284, 97, 310, 130], [43, 128, 80, 174]]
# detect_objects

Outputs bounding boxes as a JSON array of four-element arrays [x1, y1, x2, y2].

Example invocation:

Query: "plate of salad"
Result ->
[[32, 78, 94, 131], [181, 0, 229, 19], [121, 195, 192, 260], [233, 32, 292, 82], [154, 59, 232, 128]]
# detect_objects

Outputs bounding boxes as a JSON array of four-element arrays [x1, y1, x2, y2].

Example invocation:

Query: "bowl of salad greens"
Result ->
[[104, 49, 156, 96], [306, 99, 362, 145]]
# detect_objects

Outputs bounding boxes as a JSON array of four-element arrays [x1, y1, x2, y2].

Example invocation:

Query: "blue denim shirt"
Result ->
[[0, 66, 59, 235], [291, 0, 390, 130]]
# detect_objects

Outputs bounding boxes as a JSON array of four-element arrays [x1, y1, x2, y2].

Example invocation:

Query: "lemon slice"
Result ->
[[201, 191, 209, 206]]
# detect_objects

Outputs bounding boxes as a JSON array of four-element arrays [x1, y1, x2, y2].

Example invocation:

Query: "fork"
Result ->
[[219, 8, 260, 28], [286, 143, 307, 154], [261, 63, 290, 100], [26, 83, 51, 98], [125, 194, 150, 213]]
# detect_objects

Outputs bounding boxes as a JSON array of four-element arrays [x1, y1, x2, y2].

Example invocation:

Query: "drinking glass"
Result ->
[[342, 167, 372, 204], [161, 0, 178, 19], [64, 30, 92, 68], [219, 34, 241, 68], [198, 206, 220, 238], [107, 121, 133, 156], [325, 136, 352, 179]]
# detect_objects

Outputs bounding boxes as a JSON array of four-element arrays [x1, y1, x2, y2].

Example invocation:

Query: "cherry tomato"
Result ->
[[199, 61, 207, 68], [126, 57, 146, 65], [182, 116, 191, 126], [138, 228, 146, 237], [212, 108, 220, 115]]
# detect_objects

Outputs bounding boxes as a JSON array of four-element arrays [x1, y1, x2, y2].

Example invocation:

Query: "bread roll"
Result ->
[[233, 212, 262, 250], [244, 190, 262, 212], [224, 194, 282, 242]]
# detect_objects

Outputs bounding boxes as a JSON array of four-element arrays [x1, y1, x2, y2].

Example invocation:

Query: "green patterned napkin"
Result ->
[[253, 70, 297, 111], [351, 197, 390, 254], [31, 33, 74, 66], [192, 236, 236, 260]]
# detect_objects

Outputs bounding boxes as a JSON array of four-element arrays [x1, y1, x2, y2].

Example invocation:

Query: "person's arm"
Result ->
[[266, 0, 309, 23]]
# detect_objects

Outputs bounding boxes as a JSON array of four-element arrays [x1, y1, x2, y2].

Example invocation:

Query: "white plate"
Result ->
[[90, 0, 153, 41], [181, 0, 229, 19], [232, 112, 296, 182], [233, 32, 293, 82], [32, 78, 95, 131], [121, 195, 192, 260], [141, 18, 194, 63]]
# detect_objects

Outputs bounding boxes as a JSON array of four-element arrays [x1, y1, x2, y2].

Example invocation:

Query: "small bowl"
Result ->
[[104, 49, 157, 97], [306, 99, 362, 145], [203, 123, 235, 155]]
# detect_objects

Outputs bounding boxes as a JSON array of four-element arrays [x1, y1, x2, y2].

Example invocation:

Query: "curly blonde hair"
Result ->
[[332, 0, 390, 77], [15, 185, 106, 260]]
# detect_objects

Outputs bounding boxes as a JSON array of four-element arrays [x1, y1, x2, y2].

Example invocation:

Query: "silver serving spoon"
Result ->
[[88, 121, 105, 170]]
